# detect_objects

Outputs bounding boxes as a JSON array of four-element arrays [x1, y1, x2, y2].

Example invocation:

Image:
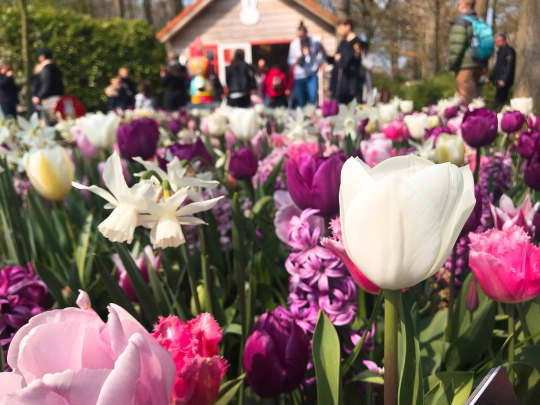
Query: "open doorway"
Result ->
[[251, 42, 291, 74]]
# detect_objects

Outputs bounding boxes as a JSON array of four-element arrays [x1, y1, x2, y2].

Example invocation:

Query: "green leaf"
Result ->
[[74, 212, 93, 289], [215, 375, 245, 405], [426, 371, 474, 405], [398, 293, 424, 405], [252, 196, 273, 216], [312, 310, 341, 405], [223, 323, 242, 336], [349, 370, 384, 385]]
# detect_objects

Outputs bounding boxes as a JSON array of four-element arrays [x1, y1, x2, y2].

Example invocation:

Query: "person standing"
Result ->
[[263, 65, 288, 108], [489, 33, 516, 109], [447, 0, 486, 104], [33, 47, 64, 120], [105, 76, 130, 111], [0, 61, 18, 117], [331, 18, 363, 105], [226, 49, 256, 108], [288, 21, 326, 107], [135, 80, 155, 110], [118, 67, 136, 109], [161, 55, 189, 111]]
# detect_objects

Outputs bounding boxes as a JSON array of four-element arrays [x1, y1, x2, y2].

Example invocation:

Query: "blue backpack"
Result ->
[[463, 16, 495, 61]]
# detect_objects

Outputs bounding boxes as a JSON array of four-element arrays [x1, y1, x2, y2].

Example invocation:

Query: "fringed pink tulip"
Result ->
[[469, 226, 540, 303]]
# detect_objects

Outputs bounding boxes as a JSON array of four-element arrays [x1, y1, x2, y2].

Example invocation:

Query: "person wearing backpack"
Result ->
[[226, 49, 256, 108], [489, 33, 516, 109], [447, 0, 493, 104]]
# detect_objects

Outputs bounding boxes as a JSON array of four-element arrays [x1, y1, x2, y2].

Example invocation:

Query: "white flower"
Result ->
[[72, 152, 153, 244], [55, 117, 77, 142], [140, 189, 223, 249], [17, 113, 55, 150], [378, 103, 399, 125], [468, 98, 485, 110], [340, 155, 475, 290], [285, 108, 316, 142], [510, 97, 534, 116], [399, 100, 414, 114], [76, 112, 120, 149], [333, 101, 369, 140], [435, 134, 465, 166], [206, 111, 228, 136], [228, 108, 259, 139], [410, 137, 435, 161], [24, 146, 74, 201], [404, 113, 429, 140], [427, 115, 440, 129], [436, 96, 461, 117]]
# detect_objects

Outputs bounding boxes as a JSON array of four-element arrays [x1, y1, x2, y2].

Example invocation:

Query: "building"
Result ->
[[156, 0, 337, 99]]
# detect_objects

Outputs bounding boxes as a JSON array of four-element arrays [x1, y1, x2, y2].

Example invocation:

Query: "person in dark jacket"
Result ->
[[447, 0, 486, 104], [330, 17, 364, 104], [33, 47, 64, 120], [0, 61, 18, 117], [105, 76, 130, 111], [226, 49, 256, 108], [119, 67, 136, 109], [161, 56, 190, 111], [489, 33, 516, 109]]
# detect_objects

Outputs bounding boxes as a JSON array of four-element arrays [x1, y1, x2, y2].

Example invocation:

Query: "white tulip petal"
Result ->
[[371, 155, 433, 180], [339, 157, 373, 219]]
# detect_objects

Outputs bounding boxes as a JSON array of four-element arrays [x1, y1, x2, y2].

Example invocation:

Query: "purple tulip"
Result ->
[[229, 147, 258, 180], [426, 125, 455, 143], [517, 131, 538, 159], [117, 118, 159, 160], [528, 115, 540, 131], [0, 264, 51, 352], [461, 108, 498, 148], [500, 111, 525, 133], [167, 119, 182, 135], [524, 152, 540, 191], [286, 154, 344, 217], [444, 106, 458, 119], [243, 307, 309, 397], [321, 99, 339, 117], [168, 137, 214, 168]]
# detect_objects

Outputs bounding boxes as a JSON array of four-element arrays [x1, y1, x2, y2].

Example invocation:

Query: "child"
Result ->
[[105, 76, 130, 111], [263, 66, 288, 108], [135, 80, 155, 110]]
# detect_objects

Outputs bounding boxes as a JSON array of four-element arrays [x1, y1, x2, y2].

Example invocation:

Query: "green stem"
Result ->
[[384, 290, 400, 405], [199, 226, 214, 315], [180, 244, 201, 315], [445, 246, 457, 342], [507, 304, 515, 364], [474, 147, 481, 184]]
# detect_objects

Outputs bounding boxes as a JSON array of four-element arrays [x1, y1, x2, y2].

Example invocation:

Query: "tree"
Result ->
[[17, 0, 31, 113], [475, 0, 489, 20], [143, 0, 153, 24], [513, 0, 540, 106], [114, 0, 125, 18], [167, 0, 183, 16]]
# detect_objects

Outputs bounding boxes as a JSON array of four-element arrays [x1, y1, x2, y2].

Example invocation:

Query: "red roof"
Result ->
[[156, 0, 336, 42]]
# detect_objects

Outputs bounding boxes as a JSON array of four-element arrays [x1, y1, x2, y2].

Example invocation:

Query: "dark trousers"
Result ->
[[269, 95, 288, 108], [0, 102, 16, 117], [495, 86, 511, 110], [227, 95, 251, 108]]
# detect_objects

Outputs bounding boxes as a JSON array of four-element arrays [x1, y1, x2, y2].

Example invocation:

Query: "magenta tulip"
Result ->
[[500, 111, 525, 133], [117, 118, 159, 160], [229, 147, 258, 180], [469, 226, 540, 303]]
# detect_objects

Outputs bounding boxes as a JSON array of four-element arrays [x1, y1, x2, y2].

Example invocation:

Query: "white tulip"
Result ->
[[25, 146, 74, 201], [76, 112, 120, 149], [340, 155, 475, 290], [399, 100, 414, 114], [435, 134, 465, 166], [404, 113, 429, 140], [510, 97, 534, 116], [228, 108, 259, 139], [206, 112, 228, 136], [378, 103, 399, 125], [427, 115, 440, 129], [468, 98, 485, 110]]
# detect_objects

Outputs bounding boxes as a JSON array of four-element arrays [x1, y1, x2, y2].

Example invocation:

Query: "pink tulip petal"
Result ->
[[0, 372, 23, 397]]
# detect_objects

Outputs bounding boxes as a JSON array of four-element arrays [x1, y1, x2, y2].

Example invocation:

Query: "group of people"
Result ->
[[448, 0, 516, 108]]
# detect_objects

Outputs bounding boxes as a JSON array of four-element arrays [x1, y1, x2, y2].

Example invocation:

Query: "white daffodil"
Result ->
[[72, 152, 154, 244], [333, 101, 369, 140], [410, 136, 435, 161], [76, 112, 120, 149], [140, 189, 223, 249], [285, 108, 316, 142]]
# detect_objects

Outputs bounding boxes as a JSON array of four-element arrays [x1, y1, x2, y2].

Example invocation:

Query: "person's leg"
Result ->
[[239, 95, 251, 108], [306, 75, 318, 105], [456, 69, 475, 105], [295, 78, 307, 107]]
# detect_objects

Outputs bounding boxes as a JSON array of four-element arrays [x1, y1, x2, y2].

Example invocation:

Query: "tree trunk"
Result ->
[[475, 0, 489, 20], [335, 0, 350, 20], [514, 0, 540, 106], [143, 0, 154, 24], [17, 0, 31, 115], [114, 0, 125, 18], [167, 0, 183, 17], [492, 0, 498, 34]]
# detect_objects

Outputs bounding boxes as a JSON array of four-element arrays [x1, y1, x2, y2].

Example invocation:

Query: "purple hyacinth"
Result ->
[[0, 264, 50, 353]]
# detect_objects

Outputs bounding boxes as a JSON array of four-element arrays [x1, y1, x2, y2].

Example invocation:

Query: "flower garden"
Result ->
[[0, 96, 538, 404]]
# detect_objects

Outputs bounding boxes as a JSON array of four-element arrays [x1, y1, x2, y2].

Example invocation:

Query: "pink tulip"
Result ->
[[153, 314, 227, 405], [491, 194, 539, 236], [469, 226, 540, 303], [383, 121, 409, 142], [360, 133, 393, 167], [0, 291, 176, 405]]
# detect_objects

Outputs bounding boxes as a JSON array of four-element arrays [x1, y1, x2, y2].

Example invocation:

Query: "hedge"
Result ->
[[0, 5, 166, 112]]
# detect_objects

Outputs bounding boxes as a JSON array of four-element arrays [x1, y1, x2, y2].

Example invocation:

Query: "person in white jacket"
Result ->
[[287, 21, 326, 107]]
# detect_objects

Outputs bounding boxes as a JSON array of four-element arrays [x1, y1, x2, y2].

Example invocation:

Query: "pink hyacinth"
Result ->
[[287, 142, 320, 164], [469, 226, 540, 303], [153, 314, 228, 405], [491, 194, 539, 236], [360, 133, 393, 167]]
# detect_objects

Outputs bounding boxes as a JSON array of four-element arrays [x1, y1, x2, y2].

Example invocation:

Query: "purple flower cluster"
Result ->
[[252, 148, 286, 190], [0, 264, 50, 353], [284, 209, 358, 334]]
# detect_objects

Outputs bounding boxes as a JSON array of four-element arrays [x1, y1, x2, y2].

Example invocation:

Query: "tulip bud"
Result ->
[[461, 108, 498, 148], [466, 279, 479, 312], [24, 146, 74, 201], [229, 147, 258, 180], [243, 307, 309, 397]]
